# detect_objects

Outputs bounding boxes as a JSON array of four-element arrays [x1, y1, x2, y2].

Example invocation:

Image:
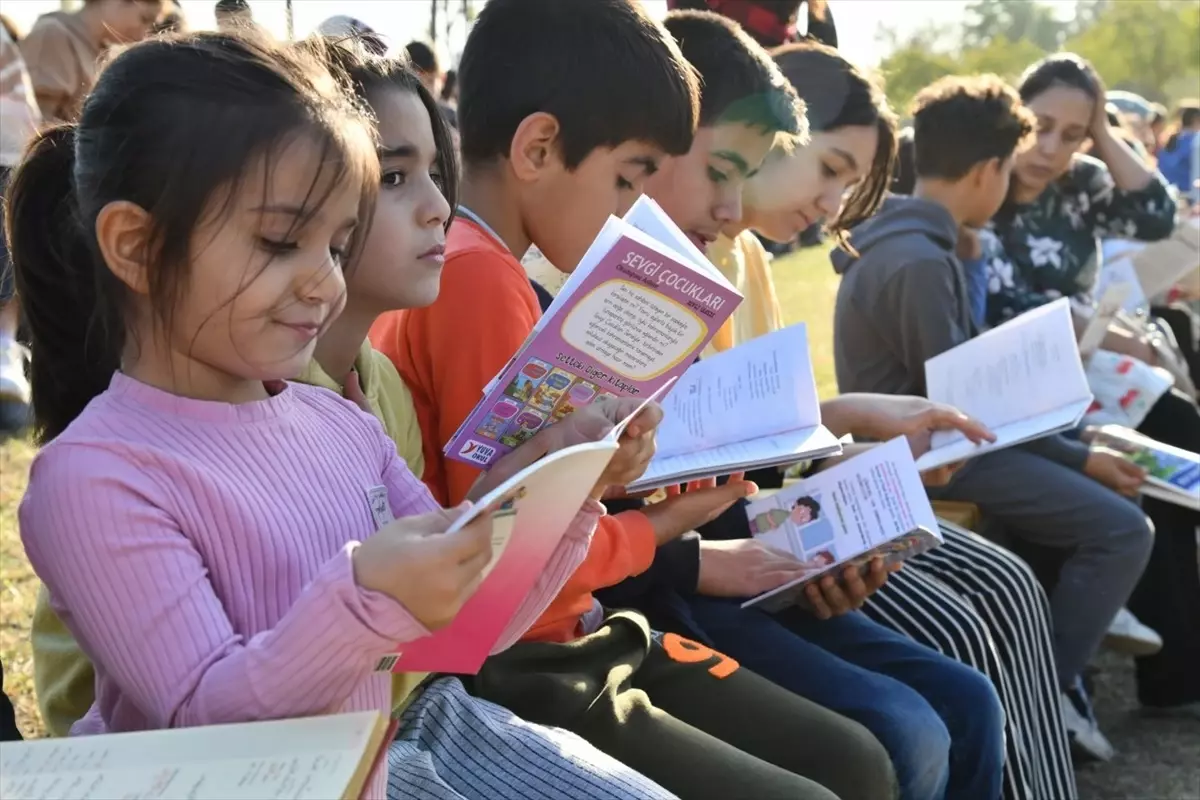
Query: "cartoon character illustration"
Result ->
[[503, 358, 551, 404], [475, 398, 521, 440], [749, 496, 821, 535], [529, 368, 575, 412], [500, 408, 549, 447], [551, 379, 599, 421]]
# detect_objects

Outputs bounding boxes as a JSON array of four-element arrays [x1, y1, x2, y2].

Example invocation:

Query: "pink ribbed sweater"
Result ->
[[19, 373, 600, 799]]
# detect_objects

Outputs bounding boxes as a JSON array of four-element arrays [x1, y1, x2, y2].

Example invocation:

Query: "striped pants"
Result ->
[[386, 677, 675, 799], [864, 522, 1078, 800]]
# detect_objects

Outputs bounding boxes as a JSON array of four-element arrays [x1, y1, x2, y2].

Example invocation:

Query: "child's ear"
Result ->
[[95, 200, 154, 295], [509, 112, 565, 182]]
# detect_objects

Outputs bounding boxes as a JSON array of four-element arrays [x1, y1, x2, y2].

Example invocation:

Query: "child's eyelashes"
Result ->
[[707, 166, 728, 185], [820, 162, 838, 179], [616, 176, 635, 191], [259, 237, 300, 255], [382, 169, 407, 189]]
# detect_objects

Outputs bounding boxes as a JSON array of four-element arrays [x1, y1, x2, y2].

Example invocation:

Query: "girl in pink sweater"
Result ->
[[9, 31, 668, 800]]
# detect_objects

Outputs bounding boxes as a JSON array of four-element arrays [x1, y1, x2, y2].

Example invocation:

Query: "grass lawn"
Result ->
[[0, 246, 1196, 797]]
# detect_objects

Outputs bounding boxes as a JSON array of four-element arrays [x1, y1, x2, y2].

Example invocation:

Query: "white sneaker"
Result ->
[[1062, 679, 1116, 762], [0, 338, 30, 405], [1103, 607, 1163, 656]]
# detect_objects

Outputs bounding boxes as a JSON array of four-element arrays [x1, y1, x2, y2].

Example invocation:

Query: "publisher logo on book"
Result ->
[[459, 439, 498, 465]]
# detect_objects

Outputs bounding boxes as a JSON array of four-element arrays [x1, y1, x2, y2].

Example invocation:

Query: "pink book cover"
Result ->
[[374, 439, 619, 674], [445, 234, 740, 469]]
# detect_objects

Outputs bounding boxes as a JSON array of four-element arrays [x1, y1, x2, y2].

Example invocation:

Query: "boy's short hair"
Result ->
[[404, 40, 438, 76], [911, 75, 1034, 181], [458, 0, 699, 169], [664, 10, 804, 138]]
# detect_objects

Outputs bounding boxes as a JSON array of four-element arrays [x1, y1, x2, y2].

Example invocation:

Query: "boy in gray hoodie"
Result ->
[[831, 75, 1152, 761]]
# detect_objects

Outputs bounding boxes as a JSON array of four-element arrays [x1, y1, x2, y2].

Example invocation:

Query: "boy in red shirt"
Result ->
[[372, 3, 895, 797]]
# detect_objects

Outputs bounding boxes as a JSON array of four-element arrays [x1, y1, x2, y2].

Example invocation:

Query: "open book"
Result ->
[[916, 298, 1093, 471], [742, 437, 942, 612], [1098, 219, 1200, 304], [625, 323, 841, 492], [1088, 424, 1200, 510], [0, 711, 393, 800], [445, 196, 741, 470], [379, 390, 663, 674]]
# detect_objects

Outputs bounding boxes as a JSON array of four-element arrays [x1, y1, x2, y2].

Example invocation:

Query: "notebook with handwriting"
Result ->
[[0, 711, 392, 800]]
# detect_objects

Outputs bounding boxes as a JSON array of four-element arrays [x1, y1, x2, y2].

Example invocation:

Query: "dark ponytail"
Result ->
[[5, 125, 124, 444], [4, 31, 377, 444]]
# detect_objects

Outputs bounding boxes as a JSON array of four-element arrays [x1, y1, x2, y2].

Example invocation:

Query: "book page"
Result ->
[[0, 712, 385, 800], [1077, 282, 1131, 358], [387, 437, 619, 674], [1090, 425, 1200, 510], [740, 438, 941, 609], [627, 424, 842, 492], [1130, 221, 1200, 299], [925, 299, 1088, 451], [1092, 256, 1147, 313], [653, 324, 821, 458]]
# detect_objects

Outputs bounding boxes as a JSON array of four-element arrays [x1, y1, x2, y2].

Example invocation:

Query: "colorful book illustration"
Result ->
[[382, 388, 666, 674], [447, 196, 741, 470], [916, 299, 1093, 471], [0, 711, 394, 800], [742, 437, 942, 612], [1088, 424, 1200, 511], [626, 323, 841, 492]]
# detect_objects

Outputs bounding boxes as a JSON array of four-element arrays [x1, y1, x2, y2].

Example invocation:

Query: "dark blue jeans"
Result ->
[[688, 597, 1005, 800]]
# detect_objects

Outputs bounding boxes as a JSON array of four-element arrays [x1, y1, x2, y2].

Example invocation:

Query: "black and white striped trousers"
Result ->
[[864, 522, 1078, 800]]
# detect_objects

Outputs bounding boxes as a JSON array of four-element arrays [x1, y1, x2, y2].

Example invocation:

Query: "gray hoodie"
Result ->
[[831, 195, 1089, 470]]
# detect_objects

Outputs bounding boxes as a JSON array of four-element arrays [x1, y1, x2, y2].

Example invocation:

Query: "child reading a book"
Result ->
[[22, 38, 676, 799], [610, 31, 1008, 800], [749, 495, 819, 534], [832, 73, 1158, 761], [706, 44, 1078, 800], [9, 32, 671, 800], [377, 3, 897, 798]]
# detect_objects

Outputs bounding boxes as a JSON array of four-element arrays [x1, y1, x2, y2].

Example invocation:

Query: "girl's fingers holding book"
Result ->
[[924, 407, 995, 444]]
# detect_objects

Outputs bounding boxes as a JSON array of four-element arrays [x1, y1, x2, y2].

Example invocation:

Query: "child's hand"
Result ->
[[545, 396, 662, 497], [920, 460, 966, 487], [804, 557, 898, 620], [823, 395, 995, 458], [352, 504, 494, 630], [695, 537, 814, 597], [642, 475, 757, 545], [1084, 446, 1147, 497]]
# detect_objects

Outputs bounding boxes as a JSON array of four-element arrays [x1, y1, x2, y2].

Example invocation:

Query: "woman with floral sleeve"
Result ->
[[979, 55, 1200, 723], [984, 54, 1177, 328]]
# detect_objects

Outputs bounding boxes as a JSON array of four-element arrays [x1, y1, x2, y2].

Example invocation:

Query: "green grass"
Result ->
[[770, 245, 841, 399]]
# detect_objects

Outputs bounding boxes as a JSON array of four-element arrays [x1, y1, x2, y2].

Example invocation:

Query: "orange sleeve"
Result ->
[[586, 511, 658, 588], [413, 251, 541, 506], [522, 510, 658, 642]]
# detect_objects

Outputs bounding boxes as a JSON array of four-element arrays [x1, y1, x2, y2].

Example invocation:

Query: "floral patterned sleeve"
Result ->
[[1080, 156, 1177, 242]]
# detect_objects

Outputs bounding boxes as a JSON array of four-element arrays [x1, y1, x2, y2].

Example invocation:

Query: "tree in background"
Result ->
[[877, 0, 1199, 117]]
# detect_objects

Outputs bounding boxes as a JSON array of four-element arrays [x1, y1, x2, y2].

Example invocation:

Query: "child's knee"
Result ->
[[826, 717, 900, 800]]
